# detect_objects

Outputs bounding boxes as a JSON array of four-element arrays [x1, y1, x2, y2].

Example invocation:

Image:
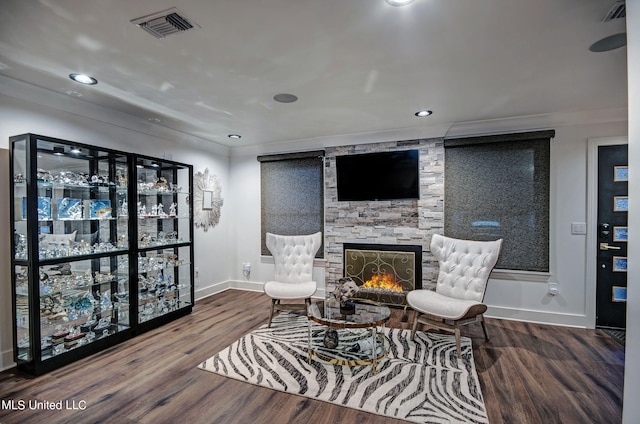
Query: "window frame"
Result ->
[[443, 130, 554, 272], [258, 150, 325, 258]]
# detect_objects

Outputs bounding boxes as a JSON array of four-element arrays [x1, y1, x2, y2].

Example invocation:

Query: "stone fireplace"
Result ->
[[343, 243, 422, 306], [323, 137, 444, 302]]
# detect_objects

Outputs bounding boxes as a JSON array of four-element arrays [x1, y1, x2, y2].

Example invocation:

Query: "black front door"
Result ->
[[596, 144, 628, 329]]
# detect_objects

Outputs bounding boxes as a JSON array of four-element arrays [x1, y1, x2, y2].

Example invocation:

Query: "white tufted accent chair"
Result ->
[[264, 232, 322, 327], [407, 234, 503, 357]]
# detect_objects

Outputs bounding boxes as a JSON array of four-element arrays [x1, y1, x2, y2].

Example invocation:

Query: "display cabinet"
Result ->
[[134, 156, 193, 327], [9, 134, 193, 375]]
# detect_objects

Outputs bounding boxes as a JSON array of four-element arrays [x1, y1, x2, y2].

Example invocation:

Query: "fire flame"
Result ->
[[361, 273, 403, 292]]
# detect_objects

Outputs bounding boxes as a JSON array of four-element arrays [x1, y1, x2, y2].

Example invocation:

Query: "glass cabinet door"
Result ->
[[10, 134, 133, 369], [13, 138, 130, 261], [38, 254, 130, 359], [135, 157, 193, 323]]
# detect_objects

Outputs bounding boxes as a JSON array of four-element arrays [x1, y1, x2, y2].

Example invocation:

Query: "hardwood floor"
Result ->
[[0, 290, 624, 424]]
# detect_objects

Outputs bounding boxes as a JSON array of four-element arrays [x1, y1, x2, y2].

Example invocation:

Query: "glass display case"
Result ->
[[135, 156, 193, 325], [9, 134, 193, 374]]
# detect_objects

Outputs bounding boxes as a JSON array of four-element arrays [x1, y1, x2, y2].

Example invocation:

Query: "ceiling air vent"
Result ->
[[602, 1, 625, 22], [131, 7, 199, 39]]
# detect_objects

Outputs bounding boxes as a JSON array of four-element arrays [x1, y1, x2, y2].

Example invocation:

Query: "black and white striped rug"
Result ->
[[199, 313, 488, 423]]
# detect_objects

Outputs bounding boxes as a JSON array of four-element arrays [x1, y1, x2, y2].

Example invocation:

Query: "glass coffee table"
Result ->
[[307, 298, 390, 374]]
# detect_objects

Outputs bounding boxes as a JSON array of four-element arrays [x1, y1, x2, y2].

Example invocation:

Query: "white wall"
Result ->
[[622, 1, 639, 422], [0, 93, 234, 370], [485, 122, 627, 326], [228, 117, 628, 328], [0, 149, 12, 372]]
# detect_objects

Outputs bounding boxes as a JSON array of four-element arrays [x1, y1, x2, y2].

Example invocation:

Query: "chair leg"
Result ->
[[480, 316, 489, 340], [410, 311, 420, 340], [454, 326, 462, 358], [305, 298, 311, 315], [268, 299, 278, 328]]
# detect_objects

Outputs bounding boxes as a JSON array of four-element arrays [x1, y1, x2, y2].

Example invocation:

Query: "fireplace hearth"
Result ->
[[343, 243, 422, 306]]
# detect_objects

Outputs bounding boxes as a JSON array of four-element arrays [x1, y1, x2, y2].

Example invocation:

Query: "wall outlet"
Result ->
[[548, 282, 559, 296]]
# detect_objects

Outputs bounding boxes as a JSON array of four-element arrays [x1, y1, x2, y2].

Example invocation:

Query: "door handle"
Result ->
[[600, 242, 621, 251]]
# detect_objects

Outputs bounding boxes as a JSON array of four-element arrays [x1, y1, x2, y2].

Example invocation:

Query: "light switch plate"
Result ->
[[571, 222, 587, 235]]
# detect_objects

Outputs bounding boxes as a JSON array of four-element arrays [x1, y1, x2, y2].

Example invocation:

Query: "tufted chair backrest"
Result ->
[[431, 234, 503, 302], [266, 232, 322, 284]]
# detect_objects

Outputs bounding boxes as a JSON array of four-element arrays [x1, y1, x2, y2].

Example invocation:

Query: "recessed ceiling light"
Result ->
[[415, 110, 433, 117], [148, 117, 162, 123], [69, 73, 98, 85], [151, 162, 160, 167], [70, 147, 81, 154], [273, 93, 298, 103], [385, 0, 415, 6], [228, 134, 242, 139], [53, 146, 65, 156]]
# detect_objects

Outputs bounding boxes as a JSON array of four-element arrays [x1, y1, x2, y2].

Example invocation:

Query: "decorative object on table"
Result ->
[[331, 277, 359, 313], [322, 328, 339, 349], [193, 168, 223, 231], [199, 313, 488, 424]]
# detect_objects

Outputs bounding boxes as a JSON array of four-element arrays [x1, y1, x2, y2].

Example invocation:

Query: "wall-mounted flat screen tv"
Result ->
[[336, 150, 420, 201]]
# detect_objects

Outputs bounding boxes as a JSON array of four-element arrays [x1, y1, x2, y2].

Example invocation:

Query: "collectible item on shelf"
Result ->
[[22, 197, 52, 220], [119, 200, 128, 217], [89, 199, 112, 219], [56, 198, 83, 220]]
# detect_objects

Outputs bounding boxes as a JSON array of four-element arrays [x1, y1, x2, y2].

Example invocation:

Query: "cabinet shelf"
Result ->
[[10, 133, 194, 375], [25, 249, 130, 264]]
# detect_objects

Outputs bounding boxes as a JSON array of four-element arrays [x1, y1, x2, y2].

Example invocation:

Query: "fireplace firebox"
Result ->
[[343, 243, 422, 306]]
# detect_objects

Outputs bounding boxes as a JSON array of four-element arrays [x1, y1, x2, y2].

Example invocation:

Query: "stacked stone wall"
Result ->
[[324, 138, 444, 293]]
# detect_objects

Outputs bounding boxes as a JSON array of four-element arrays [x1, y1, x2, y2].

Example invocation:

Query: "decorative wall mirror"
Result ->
[[202, 190, 214, 210], [194, 168, 223, 231]]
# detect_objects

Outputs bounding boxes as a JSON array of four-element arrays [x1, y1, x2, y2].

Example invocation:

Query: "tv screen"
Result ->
[[336, 150, 420, 201]]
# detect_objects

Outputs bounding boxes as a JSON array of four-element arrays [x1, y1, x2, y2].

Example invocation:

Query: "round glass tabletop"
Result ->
[[308, 298, 390, 329]]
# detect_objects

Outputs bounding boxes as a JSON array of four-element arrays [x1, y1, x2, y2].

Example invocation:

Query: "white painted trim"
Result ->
[[0, 349, 15, 372], [195, 280, 231, 300], [486, 305, 587, 328], [586, 136, 628, 329], [210, 286, 586, 327], [212, 281, 326, 299], [0, 75, 231, 156], [444, 108, 627, 140], [260, 255, 327, 268], [491, 269, 551, 283]]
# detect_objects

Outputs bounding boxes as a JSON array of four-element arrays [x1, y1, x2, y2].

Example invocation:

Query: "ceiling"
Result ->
[[0, 0, 628, 149]]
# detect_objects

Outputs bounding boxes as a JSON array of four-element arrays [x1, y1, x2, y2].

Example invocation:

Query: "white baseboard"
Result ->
[[199, 286, 585, 328], [486, 305, 588, 328], [1, 348, 15, 372], [195, 280, 232, 300], [203, 281, 327, 300]]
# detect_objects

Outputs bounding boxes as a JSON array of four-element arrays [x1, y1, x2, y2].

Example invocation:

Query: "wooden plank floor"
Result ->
[[0, 290, 624, 424]]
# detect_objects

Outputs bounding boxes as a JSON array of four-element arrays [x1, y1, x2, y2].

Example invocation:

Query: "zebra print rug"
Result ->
[[198, 313, 488, 423]]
